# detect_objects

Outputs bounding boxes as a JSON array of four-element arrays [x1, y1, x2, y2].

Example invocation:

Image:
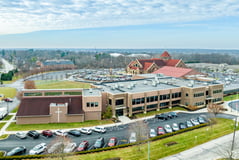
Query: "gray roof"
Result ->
[[83, 89, 101, 97], [43, 59, 74, 66]]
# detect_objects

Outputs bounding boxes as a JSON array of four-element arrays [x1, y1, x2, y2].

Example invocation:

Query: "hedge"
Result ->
[[0, 123, 208, 160]]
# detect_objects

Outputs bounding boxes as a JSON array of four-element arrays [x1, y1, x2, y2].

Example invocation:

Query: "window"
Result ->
[[194, 92, 204, 97], [213, 90, 222, 94], [213, 98, 222, 102], [172, 92, 181, 98], [160, 94, 170, 100], [147, 104, 157, 109], [24, 92, 42, 96], [186, 93, 189, 97], [87, 102, 90, 107], [87, 102, 99, 107], [95, 102, 99, 107], [45, 92, 62, 96], [109, 99, 112, 105], [132, 106, 144, 112], [132, 98, 145, 105], [146, 96, 158, 102], [115, 99, 124, 105], [194, 102, 204, 106], [64, 91, 82, 95], [91, 102, 94, 107], [160, 102, 169, 107]]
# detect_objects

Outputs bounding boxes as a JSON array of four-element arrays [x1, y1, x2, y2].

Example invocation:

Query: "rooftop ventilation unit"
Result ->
[[152, 81, 157, 87], [127, 85, 132, 90], [89, 88, 93, 93], [143, 80, 147, 85]]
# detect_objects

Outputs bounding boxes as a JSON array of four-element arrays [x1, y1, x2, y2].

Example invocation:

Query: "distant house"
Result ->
[[152, 66, 205, 78], [126, 51, 187, 74], [40, 59, 75, 70]]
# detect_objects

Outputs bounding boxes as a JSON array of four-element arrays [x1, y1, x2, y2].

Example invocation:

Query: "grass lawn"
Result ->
[[2, 115, 12, 121], [10, 106, 18, 113], [135, 106, 187, 118], [45, 118, 237, 160], [35, 80, 91, 89], [7, 120, 113, 131], [224, 94, 239, 101], [0, 87, 17, 98], [0, 134, 8, 140], [0, 123, 6, 130]]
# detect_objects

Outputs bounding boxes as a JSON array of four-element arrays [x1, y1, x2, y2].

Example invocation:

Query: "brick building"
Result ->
[[126, 51, 187, 74]]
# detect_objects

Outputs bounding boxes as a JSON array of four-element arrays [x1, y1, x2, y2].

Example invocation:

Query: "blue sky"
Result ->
[[0, 0, 239, 49]]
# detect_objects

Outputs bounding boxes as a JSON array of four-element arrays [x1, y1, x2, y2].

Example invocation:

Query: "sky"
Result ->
[[0, 0, 239, 49]]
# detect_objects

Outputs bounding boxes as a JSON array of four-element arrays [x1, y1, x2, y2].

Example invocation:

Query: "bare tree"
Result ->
[[207, 103, 224, 117], [128, 120, 149, 151], [46, 136, 72, 160], [24, 80, 36, 89]]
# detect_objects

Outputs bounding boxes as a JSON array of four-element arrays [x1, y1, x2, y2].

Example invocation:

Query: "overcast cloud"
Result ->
[[0, 0, 239, 35]]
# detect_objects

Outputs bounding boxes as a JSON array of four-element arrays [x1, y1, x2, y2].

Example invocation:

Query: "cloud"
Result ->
[[0, 0, 239, 35]]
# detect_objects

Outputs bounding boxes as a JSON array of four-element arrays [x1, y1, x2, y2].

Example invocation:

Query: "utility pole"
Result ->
[[229, 116, 237, 160]]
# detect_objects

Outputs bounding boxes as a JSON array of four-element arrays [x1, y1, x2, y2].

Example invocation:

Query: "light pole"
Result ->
[[229, 116, 237, 160], [148, 136, 150, 160]]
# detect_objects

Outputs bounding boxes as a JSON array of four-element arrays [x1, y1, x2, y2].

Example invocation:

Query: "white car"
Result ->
[[63, 142, 77, 153], [149, 129, 157, 138], [164, 124, 173, 133], [92, 126, 106, 133], [54, 130, 67, 136], [29, 143, 47, 155], [15, 132, 27, 139], [79, 128, 92, 135], [172, 123, 179, 131], [129, 132, 137, 143], [191, 118, 200, 126]]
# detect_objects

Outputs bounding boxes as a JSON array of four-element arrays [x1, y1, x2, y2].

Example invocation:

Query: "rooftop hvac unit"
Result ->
[[89, 88, 93, 93], [127, 85, 132, 90], [143, 80, 147, 85]]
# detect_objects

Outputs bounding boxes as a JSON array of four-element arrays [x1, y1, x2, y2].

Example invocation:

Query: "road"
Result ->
[[0, 112, 236, 156]]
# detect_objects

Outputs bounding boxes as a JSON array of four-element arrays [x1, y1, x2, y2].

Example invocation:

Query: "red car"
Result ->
[[4, 98, 13, 102], [42, 130, 53, 137], [157, 126, 165, 135], [108, 137, 117, 147], [77, 141, 89, 151]]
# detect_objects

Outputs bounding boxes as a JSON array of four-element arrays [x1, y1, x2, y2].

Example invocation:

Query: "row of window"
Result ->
[[24, 91, 82, 97], [194, 92, 204, 97], [213, 98, 222, 102], [86, 102, 99, 107], [194, 102, 204, 106], [213, 90, 222, 94]]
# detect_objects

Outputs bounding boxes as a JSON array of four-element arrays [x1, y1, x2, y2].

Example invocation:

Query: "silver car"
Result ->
[[15, 132, 27, 139], [149, 129, 157, 138], [29, 143, 47, 155], [164, 124, 173, 133]]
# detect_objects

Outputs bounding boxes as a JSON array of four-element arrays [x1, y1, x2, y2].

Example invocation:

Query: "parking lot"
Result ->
[[1, 112, 235, 156]]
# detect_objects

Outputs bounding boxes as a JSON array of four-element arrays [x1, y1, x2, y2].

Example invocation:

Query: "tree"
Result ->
[[102, 106, 112, 119], [207, 103, 224, 117], [128, 120, 149, 151], [24, 80, 36, 89]]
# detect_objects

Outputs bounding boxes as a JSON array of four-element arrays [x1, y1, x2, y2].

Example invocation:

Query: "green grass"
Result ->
[[135, 106, 187, 118], [35, 80, 91, 89], [10, 106, 18, 113], [2, 115, 12, 121], [0, 123, 6, 130], [0, 134, 9, 140], [45, 118, 237, 160], [7, 120, 113, 131], [224, 94, 239, 101], [0, 87, 17, 98]]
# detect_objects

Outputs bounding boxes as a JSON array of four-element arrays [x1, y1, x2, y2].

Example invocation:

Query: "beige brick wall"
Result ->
[[16, 116, 51, 124], [84, 111, 102, 121], [82, 96, 102, 112]]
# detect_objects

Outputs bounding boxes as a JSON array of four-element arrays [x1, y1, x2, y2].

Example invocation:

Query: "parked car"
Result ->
[[63, 142, 77, 153], [149, 129, 157, 138], [15, 132, 27, 139], [47, 142, 63, 153], [167, 112, 178, 118], [68, 129, 81, 137], [27, 130, 40, 139], [198, 116, 206, 124], [157, 126, 165, 135], [155, 113, 168, 120], [29, 143, 47, 155], [129, 132, 137, 143], [42, 130, 53, 137], [108, 137, 117, 147], [92, 126, 106, 133], [79, 128, 92, 135], [0, 107, 8, 120], [4, 98, 13, 102], [6, 146, 26, 156], [164, 124, 173, 133], [172, 123, 179, 131], [191, 118, 200, 126], [186, 120, 193, 128], [77, 141, 89, 151], [55, 130, 67, 137], [179, 122, 187, 129], [93, 137, 105, 149]]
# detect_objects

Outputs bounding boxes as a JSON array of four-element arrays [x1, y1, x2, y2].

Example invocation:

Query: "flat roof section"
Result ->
[[83, 89, 101, 97]]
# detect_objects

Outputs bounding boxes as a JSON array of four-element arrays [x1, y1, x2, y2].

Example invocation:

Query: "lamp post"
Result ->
[[229, 116, 237, 160], [148, 135, 150, 160]]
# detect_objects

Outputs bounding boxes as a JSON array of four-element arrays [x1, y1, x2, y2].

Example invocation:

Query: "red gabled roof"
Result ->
[[144, 62, 153, 70], [138, 59, 166, 69], [161, 51, 171, 57], [153, 66, 193, 78], [166, 59, 180, 66]]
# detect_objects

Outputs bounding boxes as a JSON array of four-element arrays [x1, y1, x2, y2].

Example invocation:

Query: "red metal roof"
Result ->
[[153, 66, 193, 78]]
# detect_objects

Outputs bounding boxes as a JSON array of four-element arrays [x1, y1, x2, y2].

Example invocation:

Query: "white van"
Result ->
[[0, 107, 8, 119], [129, 132, 137, 143]]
